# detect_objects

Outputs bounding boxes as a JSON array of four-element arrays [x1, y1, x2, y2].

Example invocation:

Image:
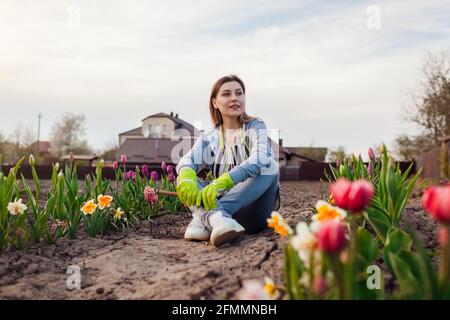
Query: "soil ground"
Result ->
[[0, 181, 438, 299]]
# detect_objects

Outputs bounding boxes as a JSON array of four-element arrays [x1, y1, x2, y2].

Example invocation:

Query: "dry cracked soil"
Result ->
[[0, 181, 439, 299]]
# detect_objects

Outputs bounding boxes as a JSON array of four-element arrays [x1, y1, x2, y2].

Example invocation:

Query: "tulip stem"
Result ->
[[347, 216, 360, 300], [441, 225, 450, 292], [330, 255, 345, 300]]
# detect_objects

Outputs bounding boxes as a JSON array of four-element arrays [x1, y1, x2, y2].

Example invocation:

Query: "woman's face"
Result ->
[[212, 81, 246, 120]]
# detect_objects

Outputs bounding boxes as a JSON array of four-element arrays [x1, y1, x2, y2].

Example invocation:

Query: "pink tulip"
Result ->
[[151, 171, 159, 181], [330, 178, 374, 213], [167, 165, 173, 173], [124, 170, 136, 181], [423, 186, 450, 224], [112, 161, 118, 171], [316, 221, 348, 254], [161, 162, 166, 172], [120, 154, 127, 165], [368, 148, 375, 160], [169, 173, 175, 183], [141, 164, 149, 178]]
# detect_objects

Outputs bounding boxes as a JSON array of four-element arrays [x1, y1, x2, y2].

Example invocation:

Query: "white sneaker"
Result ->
[[184, 209, 211, 241], [209, 211, 245, 247]]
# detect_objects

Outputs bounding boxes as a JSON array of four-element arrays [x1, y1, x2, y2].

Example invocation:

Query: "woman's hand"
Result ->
[[176, 168, 198, 207], [196, 172, 234, 210]]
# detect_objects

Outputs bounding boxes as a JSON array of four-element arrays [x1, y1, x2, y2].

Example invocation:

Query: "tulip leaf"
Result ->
[[385, 228, 412, 250], [387, 251, 422, 298], [356, 227, 379, 269], [284, 244, 304, 300], [363, 208, 391, 243]]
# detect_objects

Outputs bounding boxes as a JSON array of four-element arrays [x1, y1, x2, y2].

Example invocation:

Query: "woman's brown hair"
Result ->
[[209, 75, 255, 127]]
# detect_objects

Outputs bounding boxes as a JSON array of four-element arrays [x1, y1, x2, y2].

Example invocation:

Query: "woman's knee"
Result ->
[[233, 203, 273, 234]]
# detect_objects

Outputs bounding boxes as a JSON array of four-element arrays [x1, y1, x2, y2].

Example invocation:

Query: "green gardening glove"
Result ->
[[196, 172, 234, 211], [176, 167, 199, 207]]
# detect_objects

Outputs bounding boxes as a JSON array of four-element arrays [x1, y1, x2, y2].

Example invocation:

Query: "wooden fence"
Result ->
[[1, 162, 416, 181], [279, 161, 416, 181]]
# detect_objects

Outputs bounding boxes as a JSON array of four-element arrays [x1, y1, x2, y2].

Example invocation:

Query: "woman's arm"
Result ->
[[227, 119, 276, 185], [176, 132, 215, 175]]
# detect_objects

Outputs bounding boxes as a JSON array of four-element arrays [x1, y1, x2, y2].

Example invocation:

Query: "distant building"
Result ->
[[285, 147, 327, 163], [117, 112, 199, 165], [61, 154, 99, 167], [117, 112, 326, 167], [28, 140, 55, 164], [29, 141, 51, 156], [275, 139, 324, 167]]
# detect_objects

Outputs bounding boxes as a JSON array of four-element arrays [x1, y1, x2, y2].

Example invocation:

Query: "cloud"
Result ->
[[0, 0, 449, 154]]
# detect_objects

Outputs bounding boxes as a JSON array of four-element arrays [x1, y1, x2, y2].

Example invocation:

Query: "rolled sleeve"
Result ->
[[228, 119, 276, 185]]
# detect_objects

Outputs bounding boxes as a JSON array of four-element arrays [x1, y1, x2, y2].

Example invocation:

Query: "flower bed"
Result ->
[[238, 145, 450, 300], [0, 155, 183, 252]]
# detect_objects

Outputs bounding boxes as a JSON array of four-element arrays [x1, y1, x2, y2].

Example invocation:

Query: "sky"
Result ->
[[1, 0, 450, 160]]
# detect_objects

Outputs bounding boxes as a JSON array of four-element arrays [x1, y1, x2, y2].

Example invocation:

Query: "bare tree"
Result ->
[[0, 124, 36, 163], [49, 112, 92, 159], [99, 139, 118, 161], [327, 145, 347, 164], [394, 134, 431, 161], [396, 51, 450, 159], [9, 123, 35, 149]]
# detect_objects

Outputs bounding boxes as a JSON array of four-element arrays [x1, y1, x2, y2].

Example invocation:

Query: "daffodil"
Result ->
[[7, 199, 27, 215], [267, 211, 293, 238], [312, 200, 347, 224], [263, 277, 279, 299], [236, 279, 269, 300], [81, 199, 97, 215], [114, 207, 125, 220], [97, 195, 113, 209], [291, 222, 320, 264], [291, 223, 316, 252]]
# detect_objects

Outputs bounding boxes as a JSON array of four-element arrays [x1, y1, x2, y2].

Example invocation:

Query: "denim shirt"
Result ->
[[176, 118, 279, 185]]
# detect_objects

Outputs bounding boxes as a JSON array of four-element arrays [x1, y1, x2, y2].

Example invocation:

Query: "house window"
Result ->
[[147, 124, 167, 138], [143, 124, 152, 138]]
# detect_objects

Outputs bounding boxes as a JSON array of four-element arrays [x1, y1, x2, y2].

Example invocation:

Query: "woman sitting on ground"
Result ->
[[175, 74, 280, 247]]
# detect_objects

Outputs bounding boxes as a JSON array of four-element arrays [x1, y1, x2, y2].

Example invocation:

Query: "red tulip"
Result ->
[[316, 221, 348, 254], [423, 186, 450, 224], [330, 178, 374, 213]]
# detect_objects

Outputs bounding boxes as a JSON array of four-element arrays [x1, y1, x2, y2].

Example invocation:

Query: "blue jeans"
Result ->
[[198, 171, 280, 234]]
